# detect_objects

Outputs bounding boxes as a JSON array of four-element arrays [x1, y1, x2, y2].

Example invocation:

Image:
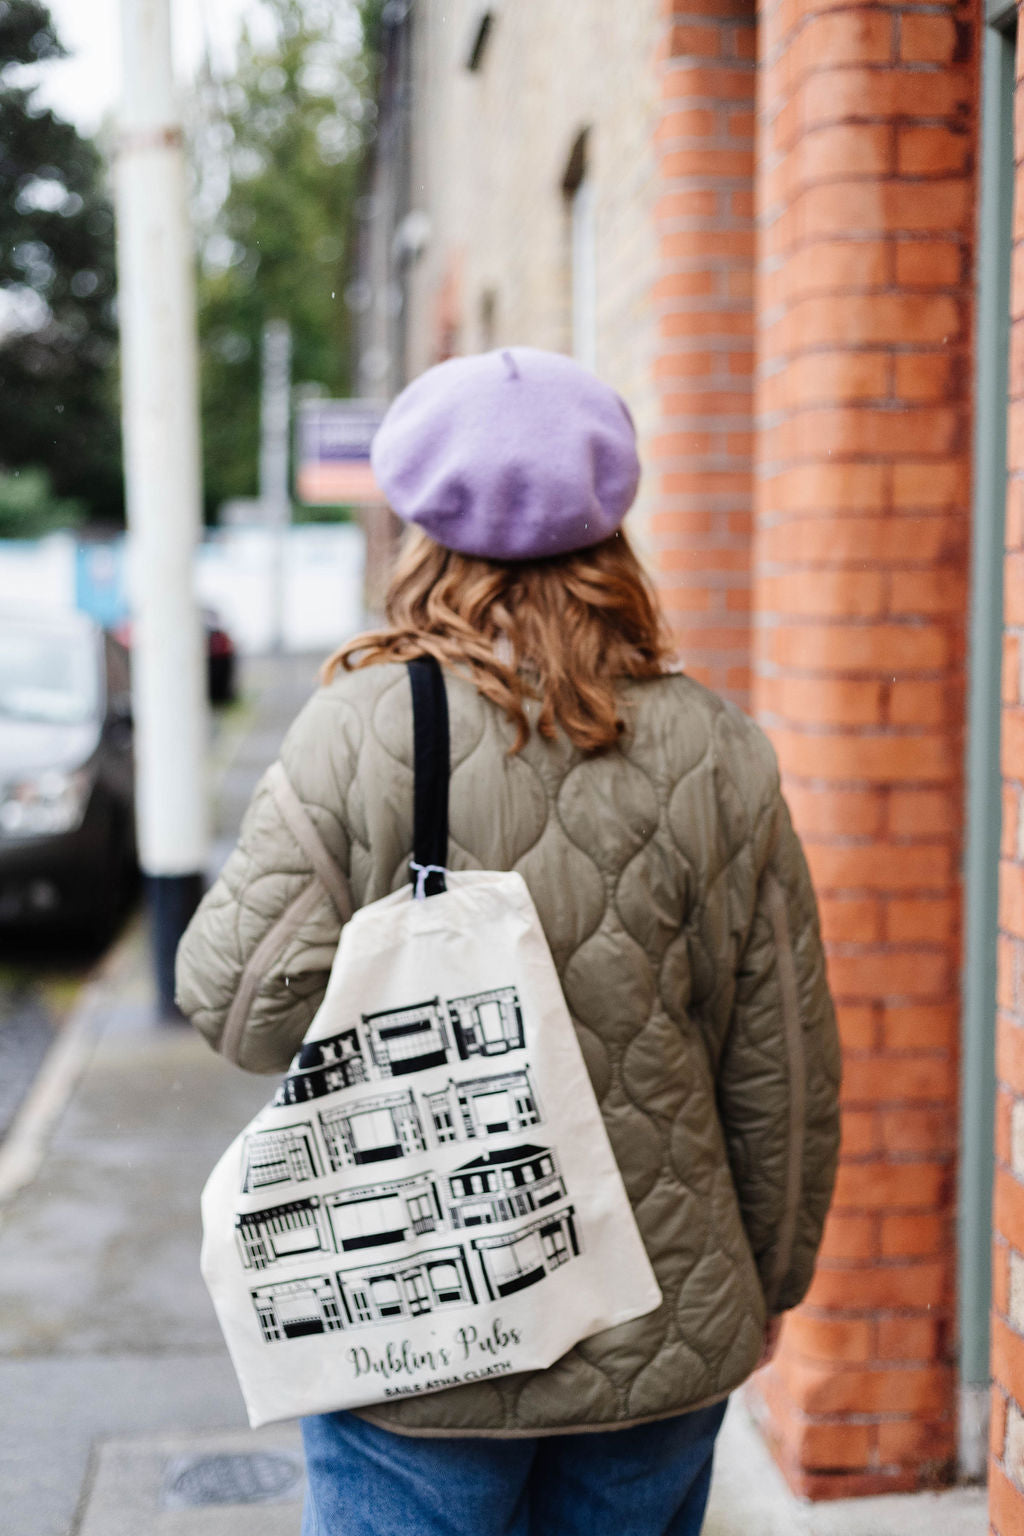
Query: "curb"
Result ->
[[0, 919, 140, 1209]]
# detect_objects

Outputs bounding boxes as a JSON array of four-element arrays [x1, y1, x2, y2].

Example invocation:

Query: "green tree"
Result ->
[[0, 0, 122, 528], [0, 466, 84, 538], [194, 0, 371, 520]]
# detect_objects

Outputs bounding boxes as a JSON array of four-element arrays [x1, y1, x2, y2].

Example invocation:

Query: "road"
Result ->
[[0, 907, 122, 1145]]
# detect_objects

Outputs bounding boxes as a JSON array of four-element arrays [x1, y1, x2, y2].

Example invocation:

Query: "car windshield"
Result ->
[[0, 624, 99, 725]]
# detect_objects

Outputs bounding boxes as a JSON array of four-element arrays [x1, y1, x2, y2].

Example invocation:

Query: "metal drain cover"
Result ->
[[161, 1450, 303, 1509]]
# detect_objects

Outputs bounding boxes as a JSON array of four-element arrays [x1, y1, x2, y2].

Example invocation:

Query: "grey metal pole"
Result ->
[[115, 0, 209, 1017], [959, 19, 1014, 1480]]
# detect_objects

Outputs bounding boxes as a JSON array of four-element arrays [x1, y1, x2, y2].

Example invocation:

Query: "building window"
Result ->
[[481, 1230, 546, 1295], [449, 986, 525, 1059], [404, 1269, 431, 1313], [320, 1091, 426, 1170], [236, 1196, 331, 1272], [347, 1286, 374, 1324], [425, 1069, 541, 1146], [250, 1275, 344, 1343], [445, 1146, 565, 1230], [472, 1206, 580, 1301], [514, 1092, 538, 1126], [274, 1025, 368, 1105], [336, 1245, 478, 1326], [429, 1262, 465, 1303], [542, 1223, 570, 1268], [241, 1124, 320, 1192], [433, 1107, 456, 1143], [326, 1174, 442, 1252], [362, 998, 450, 1077], [407, 1192, 436, 1232], [370, 1276, 403, 1317]]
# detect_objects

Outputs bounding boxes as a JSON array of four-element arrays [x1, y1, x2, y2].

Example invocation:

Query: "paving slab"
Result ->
[[705, 1396, 988, 1536], [0, 1353, 248, 1536], [77, 1428, 305, 1536], [0, 1015, 270, 1358]]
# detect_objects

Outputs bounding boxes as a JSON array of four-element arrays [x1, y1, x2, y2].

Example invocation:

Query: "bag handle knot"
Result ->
[[409, 860, 448, 901]]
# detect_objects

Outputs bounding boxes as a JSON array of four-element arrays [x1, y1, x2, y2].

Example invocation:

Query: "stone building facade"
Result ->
[[360, 0, 1024, 1522]]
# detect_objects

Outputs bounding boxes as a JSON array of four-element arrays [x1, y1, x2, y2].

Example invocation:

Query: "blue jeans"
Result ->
[[300, 1398, 728, 1535]]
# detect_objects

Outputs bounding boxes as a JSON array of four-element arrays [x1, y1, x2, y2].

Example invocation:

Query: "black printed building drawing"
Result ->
[[319, 1090, 427, 1169], [361, 998, 451, 1077], [273, 1026, 368, 1105], [425, 1068, 541, 1145], [448, 986, 525, 1059], [335, 1244, 478, 1326], [240, 1123, 321, 1193], [445, 1146, 566, 1228], [251, 1273, 344, 1341], [236, 1196, 333, 1271], [326, 1172, 443, 1253], [472, 1207, 580, 1299]]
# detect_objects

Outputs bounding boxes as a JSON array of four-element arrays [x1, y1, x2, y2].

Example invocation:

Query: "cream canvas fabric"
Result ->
[[201, 868, 662, 1427]]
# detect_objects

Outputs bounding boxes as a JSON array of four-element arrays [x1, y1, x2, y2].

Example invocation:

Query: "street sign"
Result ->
[[296, 398, 387, 505]]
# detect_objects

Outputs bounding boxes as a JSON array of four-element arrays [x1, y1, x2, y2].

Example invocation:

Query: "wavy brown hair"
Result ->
[[322, 527, 672, 754]]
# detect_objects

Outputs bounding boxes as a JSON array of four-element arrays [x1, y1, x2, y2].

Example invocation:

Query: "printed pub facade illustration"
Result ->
[[233, 984, 584, 1359]]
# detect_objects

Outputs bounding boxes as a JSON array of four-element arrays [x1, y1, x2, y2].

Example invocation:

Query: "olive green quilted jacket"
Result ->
[[176, 661, 841, 1437]]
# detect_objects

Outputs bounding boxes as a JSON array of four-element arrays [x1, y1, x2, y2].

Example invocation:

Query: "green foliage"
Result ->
[[0, 465, 85, 538], [195, 0, 373, 521], [356, 0, 389, 71], [292, 499, 354, 525], [0, 1, 122, 525]]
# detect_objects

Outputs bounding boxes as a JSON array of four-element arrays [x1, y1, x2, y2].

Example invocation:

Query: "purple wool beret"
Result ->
[[370, 346, 641, 561]]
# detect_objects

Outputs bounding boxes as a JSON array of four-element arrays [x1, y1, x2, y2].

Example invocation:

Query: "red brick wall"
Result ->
[[751, 0, 976, 1497], [990, 21, 1024, 1531], [651, 0, 756, 711]]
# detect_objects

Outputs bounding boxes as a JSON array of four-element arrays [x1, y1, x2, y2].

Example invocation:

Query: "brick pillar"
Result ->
[[752, 0, 975, 1497], [651, 0, 756, 711], [991, 24, 1024, 1531]]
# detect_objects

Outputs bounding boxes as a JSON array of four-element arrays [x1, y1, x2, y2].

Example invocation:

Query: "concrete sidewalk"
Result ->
[[0, 654, 988, 1535], [0, 923, 293, 1536], [0, 655, 319, 1536]]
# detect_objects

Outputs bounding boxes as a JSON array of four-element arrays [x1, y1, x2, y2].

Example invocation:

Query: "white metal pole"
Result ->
[[260, 318, 292, 653], [115, 0, 208, 1014]]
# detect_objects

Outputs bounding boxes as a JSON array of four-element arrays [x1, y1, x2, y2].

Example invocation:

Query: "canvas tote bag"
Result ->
[[201, 657, 662, 1427]]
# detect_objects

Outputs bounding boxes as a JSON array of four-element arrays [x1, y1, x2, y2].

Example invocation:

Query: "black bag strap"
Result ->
[[408, 655, 449, 897]]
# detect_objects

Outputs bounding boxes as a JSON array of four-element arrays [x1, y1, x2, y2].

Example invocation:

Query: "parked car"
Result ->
[[0, 610, 136, 940], [113, 609, 238, 707]]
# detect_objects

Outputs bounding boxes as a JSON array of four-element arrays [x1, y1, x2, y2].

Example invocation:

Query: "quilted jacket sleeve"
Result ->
[[716, 788, 842, 1314], [174, 690, 356, 1074]]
